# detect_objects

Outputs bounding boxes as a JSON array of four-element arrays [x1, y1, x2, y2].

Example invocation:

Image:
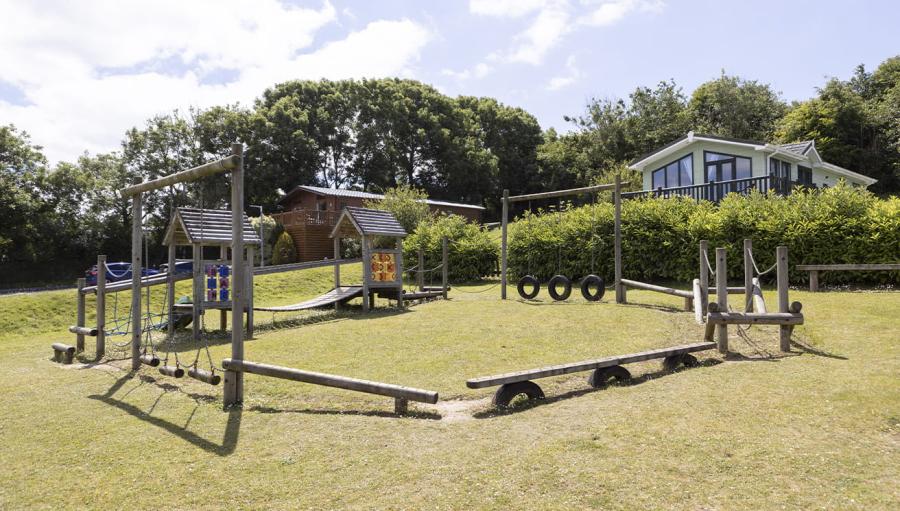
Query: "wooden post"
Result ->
[[333, 237, 341, 310], [751, 277, 767, 313], [777, 245, 791, 352], [692, 279, 704, 324], [193, 243, 202, 341], [614, 175, 624, 304], [500, 189, 508, 299], [417, 246, 424, 291], [224, 142, 244, 407], [96, 255, 106, 357], [130, 189, 142, 371], [715, 247, 728, 354], [699, 240, 709, 314], [76, 278, 86, 352], [809, 270, 819, 292], [246, 245, 255, 337], [396, 237, 404, 310], [743, 239, 753, 312], [442, 236, 449, 300], [165, 244, 176, 349], [361, 235, 370, 312]]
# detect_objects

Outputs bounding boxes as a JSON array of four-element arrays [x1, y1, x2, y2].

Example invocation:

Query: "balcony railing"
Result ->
[[271, 209, 339, 227], [622, 175, 814, 202]]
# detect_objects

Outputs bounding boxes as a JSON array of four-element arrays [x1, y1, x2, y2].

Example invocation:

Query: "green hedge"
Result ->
[[508, 184, 900, 286], [404, 214, 498, 282]]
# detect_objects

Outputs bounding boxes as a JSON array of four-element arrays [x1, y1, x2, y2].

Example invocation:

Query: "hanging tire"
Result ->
[[493, 380, 545, 408], [588, 365, 631, 388], [517, 275, 540, 300], [580, 274, 605, 301], [547, 275, 572, 301]]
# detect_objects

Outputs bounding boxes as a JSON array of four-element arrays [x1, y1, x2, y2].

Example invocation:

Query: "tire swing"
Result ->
[[547, 275, 571, 300], [516, 198, 541, 300], [580, 190, 606, 302], [580, 274, 605, 301], [517, 275, 540, 300]]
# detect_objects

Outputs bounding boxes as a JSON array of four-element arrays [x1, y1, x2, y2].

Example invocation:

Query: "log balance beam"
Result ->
[[51, 343, 76, 364], [222, 359, 439, 414], [466, 342, 716, 408]]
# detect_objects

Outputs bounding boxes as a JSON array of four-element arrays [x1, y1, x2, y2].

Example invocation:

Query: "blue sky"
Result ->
[[1, 0, 897, 163]]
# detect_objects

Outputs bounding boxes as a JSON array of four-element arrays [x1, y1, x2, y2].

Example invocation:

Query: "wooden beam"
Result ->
[[777, 245, 790, 352], [465, 342, 716, 389], [620, 279, 694, 298], [507, 182, 624, 202], [500, 189, 508, 300], [692, 279, 704, 324], [614, 176, 624, 304], [75, 278, 85, 352], [222, 359, 439, 404], [744, 239, 753, 312], [96, 255, 106, 357], [130, 189, 142, 371], [751, 277, 767, 313], [224, 142, 245, 407], [715, 247, 728, 354], [706, 312, 804, 326], [809, 269, 819, 292], [119, 155, 239, 196]]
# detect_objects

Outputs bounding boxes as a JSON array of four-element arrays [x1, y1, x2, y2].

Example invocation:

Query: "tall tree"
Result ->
[[687, 73, 786, 141]]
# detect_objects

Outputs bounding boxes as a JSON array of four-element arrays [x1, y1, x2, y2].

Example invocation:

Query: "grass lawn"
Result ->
[[0, 266, 897, 509]]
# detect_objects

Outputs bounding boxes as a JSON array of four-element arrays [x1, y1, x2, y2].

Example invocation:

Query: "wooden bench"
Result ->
[[465, 342, 716, 407], [796, 264, 900, 292]]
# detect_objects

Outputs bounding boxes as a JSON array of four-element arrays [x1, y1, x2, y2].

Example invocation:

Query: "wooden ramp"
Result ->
[[253, 286, 363, 312]]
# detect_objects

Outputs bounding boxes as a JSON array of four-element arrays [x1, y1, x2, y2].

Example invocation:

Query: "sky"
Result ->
[[1, 0, 897, 164]]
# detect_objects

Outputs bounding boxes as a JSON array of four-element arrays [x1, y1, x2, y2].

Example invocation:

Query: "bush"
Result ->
[[271, 231, 297, 266], [508, 184, 900, 286], [404, 214, 498, 282], [250, 214, 277, 265]]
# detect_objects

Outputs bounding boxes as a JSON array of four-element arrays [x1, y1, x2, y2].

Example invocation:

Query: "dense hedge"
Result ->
[[404, 214, 498, 282], [508, 184, 900, 286]]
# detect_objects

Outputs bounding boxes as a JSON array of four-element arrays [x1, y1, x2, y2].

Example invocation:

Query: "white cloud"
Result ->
[[0, 0, 431, 163], [579, 0, 665, 26], [546, 55, 581, 90], [469, 0, 548, 18], [508, 1, 572, 65], [441, 62, 493, 81]]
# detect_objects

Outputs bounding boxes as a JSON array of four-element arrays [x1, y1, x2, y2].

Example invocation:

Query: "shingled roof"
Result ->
[[330, 207, 407, 239], [164, 208, 262, 246], [778, 141, 814, 155]]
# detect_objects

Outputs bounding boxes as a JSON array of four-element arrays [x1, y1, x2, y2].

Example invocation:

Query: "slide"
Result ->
[[253, 286, 364, 312]]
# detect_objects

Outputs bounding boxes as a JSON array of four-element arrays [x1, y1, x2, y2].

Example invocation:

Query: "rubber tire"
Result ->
[[517, 275, 540, 300], [580, 274, 605, 301], [493, 381, 545, 408], [663, 353, 699, 372], [588, 365, 631, 388], [547, 275, 572, 301]]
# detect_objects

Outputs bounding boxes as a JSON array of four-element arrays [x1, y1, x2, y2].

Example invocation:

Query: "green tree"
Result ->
[[271, 231, 297, 265], [364, 185, 432, 234], [688, 73, 787, 141]]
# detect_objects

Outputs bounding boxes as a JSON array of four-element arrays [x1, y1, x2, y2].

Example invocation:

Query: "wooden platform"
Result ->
[[252, 286, 363, 312], [466, 342, 717, 389]]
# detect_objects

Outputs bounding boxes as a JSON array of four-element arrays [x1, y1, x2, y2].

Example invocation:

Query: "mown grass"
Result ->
[[0, 267, 897, 509]]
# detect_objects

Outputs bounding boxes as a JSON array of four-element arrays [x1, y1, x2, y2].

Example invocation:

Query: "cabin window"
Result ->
[[770, 158, 790, 179], [651, 154, 693, 189], [317, 199, 328, 211], [798, 166, 812, 185], [705, 151, 752, 182]]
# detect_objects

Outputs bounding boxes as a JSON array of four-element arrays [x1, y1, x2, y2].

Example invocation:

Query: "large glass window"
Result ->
[[705, 152, 752, 182], [798, 166, 812, 185], [651, 154, 693, 189], [770, 158, 790, 179]]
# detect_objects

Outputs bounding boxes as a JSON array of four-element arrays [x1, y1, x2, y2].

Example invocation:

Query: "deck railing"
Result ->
[[622, 175, 812, 202], [271, 209, 339, 227]]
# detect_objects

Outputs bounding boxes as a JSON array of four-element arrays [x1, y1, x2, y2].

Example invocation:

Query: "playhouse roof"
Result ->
[[163, 207, 262, 246], [329, 207, 407, 239]]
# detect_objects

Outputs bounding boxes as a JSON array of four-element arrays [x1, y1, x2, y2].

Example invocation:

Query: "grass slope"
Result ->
[[0, 268, 897, 509]]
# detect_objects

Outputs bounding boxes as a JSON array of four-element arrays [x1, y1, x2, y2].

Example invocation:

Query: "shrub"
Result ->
[[250, 214, 277, 265], [404, 214, 498, 282], [271, 231, 297, 266], [508, 183, 900, 286]]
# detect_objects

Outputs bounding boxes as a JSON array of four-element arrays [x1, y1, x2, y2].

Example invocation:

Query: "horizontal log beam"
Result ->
[[222, 359, 439, 404], [82, 271, 191, 294], [620, 279, 694, 298], [708, 286, 746, 295], [796, 263, 900, 271], [68, 325, 98, 336], [120, 155, 239, 196], [252, 258, 361, 276], [706, 312, 804, 326], [466, 342, 716, 389], [507, 182, 626, 202]]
